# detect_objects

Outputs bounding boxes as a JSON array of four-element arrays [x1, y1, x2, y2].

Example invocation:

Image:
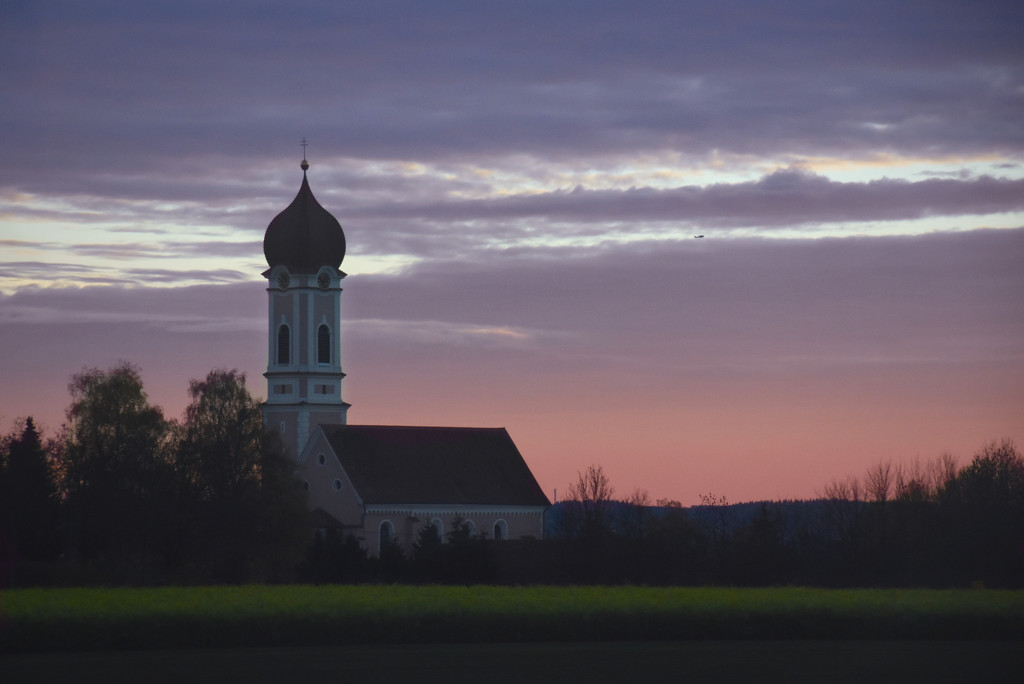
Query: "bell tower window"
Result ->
[[317, 324, 331, 365], [277, 324, 291, 365]]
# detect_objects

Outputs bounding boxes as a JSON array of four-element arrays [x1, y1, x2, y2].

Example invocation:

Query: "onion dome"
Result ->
[[263, 160, 346, 272]]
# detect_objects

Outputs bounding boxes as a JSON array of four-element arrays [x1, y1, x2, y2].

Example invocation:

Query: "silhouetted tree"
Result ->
[[302, 530, 367, 583], [864, 460, 895, 503], [698, 492, 732, 579], [939, 439, 1024, 586], [621, 488, 651, 539], [0, 418, 60, 565], [175, 369, 307, 582], [444, 516, 496, 584], [59, 362, 174, 577], [730, 503, 791, 585], [563, 464, 615, 541], [642, 505, 711, 585], [412, 523, 445, 582], [375, 535, 407, 582]]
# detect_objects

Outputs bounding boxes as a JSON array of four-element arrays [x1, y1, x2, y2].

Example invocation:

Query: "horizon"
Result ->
[[2, 1, 1022, 506]]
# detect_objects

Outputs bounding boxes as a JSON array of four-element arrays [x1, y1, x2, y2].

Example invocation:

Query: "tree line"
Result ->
[[538, 452, 1024, 587], [2, 362, 1022, 587], [302, 448, 1024, 588], [0, 362, 308, 586]]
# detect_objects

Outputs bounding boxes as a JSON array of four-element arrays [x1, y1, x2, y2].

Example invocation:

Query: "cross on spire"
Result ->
[[300, 137, 309, 160]]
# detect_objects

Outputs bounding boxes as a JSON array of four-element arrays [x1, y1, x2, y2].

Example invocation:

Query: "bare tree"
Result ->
[[865, 460, 895, 503], [567, 464, 614, 504], [934, 452, 959, 490], [822, 475, 862, 502], [563, 464, 615, 540], [895, 459, 929, 502]]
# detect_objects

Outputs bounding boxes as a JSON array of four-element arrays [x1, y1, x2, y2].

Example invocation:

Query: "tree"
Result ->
[[563, 464, 615, 541], [178, 369, 265, 502], [730, 503, 791, 585], [894, 454, 958, 503], [175, 369, 307, 582], [944, 440, 1024, 510], [939, 439, 1024, 586], [412, 523, 445, 582], [621, 487, 651, 540], [59, 362, 174, 573], [302, 530, 367, 583], [864, 460, 895, 503], [0, 418, 60, 564]]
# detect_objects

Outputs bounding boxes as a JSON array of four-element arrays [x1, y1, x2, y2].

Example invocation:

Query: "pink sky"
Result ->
[[2, 2, 1023, 504]]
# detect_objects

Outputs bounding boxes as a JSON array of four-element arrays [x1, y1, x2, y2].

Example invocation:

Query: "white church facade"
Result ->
[[260, 156, 549, 556]]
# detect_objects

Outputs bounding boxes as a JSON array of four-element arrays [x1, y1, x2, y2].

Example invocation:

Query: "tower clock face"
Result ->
[[318, 271, 331, 290], [277, 272, 290, 289]]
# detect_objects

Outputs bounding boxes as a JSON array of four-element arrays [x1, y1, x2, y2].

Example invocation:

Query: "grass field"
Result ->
[[3, 585, 1022, 654]]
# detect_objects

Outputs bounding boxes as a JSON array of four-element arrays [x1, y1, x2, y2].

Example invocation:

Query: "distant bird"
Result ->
[[693, 235, 704, 238]]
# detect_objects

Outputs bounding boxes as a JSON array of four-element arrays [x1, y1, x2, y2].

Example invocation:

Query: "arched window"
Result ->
[[379, 520, 395, 552], [431, 518, 444, 542], [277, 324, 290, 365], [317, 324, 330, 365], [493, 519, 508, 541]]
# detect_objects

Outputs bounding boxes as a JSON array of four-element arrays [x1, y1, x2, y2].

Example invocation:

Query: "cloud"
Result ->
[[345, 171, 1024, 231], [3, 1, 1022, 190], [0, 282, 262, 328]]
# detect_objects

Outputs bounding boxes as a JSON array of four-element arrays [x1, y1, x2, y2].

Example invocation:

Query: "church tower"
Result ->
[[262, 156, 349, 457]]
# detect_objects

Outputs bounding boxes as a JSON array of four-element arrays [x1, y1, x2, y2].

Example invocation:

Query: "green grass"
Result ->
[[2, 585, 1022, 653]]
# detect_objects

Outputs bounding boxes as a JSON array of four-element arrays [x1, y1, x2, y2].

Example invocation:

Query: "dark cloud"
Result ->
[[347, 171, 1024, 230], [3, 1, 1022, 191]]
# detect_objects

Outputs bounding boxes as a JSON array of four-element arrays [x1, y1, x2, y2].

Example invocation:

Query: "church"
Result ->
[[260, 155, 549, 557]]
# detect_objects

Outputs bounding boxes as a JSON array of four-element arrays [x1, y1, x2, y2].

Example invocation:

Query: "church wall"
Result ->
[[307, 407, 347, 427], [263, 406, 300, 458], [297, 431, 365, 527], [311, 292, 340, 370], [297, 289, 309, 369], [267, 289, 296, 369], [363, 507, 546, 558]]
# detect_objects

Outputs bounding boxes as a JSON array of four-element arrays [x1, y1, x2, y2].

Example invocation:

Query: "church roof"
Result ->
[[263, 160, 346, 273], [320, 425, 551, 507]]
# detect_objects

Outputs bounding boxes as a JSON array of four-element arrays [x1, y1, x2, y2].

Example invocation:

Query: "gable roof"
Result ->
[[320, 425, 550, 507]]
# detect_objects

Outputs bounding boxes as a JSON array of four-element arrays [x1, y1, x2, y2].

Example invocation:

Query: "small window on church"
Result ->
[[494, 519, 508, 541], [317, 453, 326, 466], [277, 324, 290, 365], [332, 479, 343, 492], [317, 324, 330, 365]]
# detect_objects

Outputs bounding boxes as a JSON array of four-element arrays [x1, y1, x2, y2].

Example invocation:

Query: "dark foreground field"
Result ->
[[5, 641, 1023, 683], [2, 586, 1022, 682]]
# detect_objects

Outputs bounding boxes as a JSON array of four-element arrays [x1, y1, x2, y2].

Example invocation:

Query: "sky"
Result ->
[[2, 1, 1023, 505]]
